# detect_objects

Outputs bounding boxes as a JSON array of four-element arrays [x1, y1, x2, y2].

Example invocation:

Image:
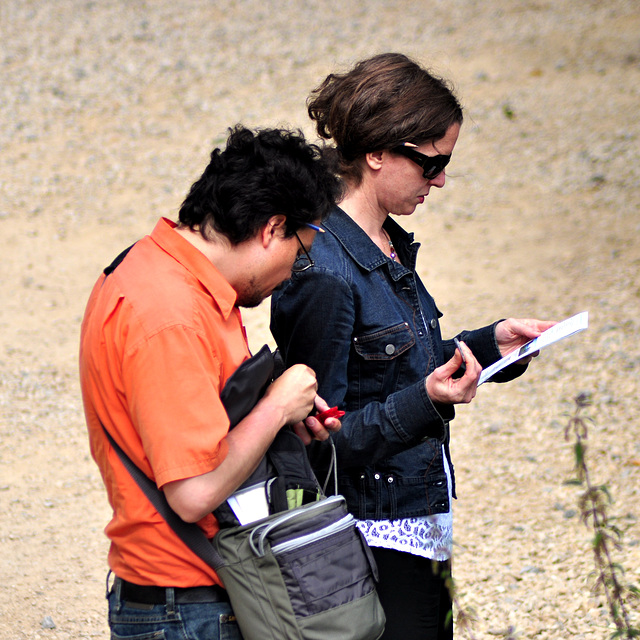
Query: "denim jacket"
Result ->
[[271, 207, 525, 520]]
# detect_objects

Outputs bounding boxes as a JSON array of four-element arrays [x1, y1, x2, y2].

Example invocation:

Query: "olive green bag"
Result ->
[[210, 494, 385, 640]]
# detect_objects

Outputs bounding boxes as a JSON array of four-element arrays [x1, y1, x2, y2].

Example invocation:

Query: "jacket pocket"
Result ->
[[353, 322, 415, 361]]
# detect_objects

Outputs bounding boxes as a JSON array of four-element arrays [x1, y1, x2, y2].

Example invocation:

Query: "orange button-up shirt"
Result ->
[[80, 218, 251, 586]]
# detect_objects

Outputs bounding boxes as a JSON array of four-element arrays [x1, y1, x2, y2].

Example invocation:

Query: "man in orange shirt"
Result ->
[[79, 126, 342, 640]]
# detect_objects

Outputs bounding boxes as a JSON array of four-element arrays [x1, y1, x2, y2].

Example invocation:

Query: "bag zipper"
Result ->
[[249, 495, 345, 556], [270, 514, 355, 555]]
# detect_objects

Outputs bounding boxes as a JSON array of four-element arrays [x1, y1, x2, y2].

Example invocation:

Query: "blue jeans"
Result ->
[[108, 582, 242, 640]]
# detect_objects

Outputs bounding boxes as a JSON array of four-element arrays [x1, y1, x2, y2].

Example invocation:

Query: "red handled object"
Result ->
[[315, 406, 345, 424]]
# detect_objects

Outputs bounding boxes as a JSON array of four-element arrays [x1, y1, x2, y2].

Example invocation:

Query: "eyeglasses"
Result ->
[[292, 231, 314, 272], [290, 223, 324, 272], [391, 143, 451, 180]]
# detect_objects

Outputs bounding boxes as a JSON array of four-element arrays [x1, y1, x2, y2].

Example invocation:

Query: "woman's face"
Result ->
[[374, 122, 460, 217]]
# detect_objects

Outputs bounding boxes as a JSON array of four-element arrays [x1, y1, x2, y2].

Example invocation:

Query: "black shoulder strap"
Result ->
[[98, 247, 277, 563], [99, 239, 225, 568], [101, 424, 222, 569], [97, 346, 278, 568], [103, 243, 136, 277]]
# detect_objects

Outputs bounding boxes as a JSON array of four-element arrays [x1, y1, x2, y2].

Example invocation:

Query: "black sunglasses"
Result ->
[[391, 144, 451, 180]]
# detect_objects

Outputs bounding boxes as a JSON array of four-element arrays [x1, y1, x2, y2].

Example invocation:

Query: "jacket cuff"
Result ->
[[464, 320, 529, 383], [386, 378, 448, 443]]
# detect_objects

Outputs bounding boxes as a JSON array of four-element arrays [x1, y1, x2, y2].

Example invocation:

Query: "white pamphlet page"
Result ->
[[478, 311, 589, 385], [226, 482, 270, 525]]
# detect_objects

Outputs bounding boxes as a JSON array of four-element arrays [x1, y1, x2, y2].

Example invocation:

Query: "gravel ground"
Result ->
[[1, 1, 639, 638]]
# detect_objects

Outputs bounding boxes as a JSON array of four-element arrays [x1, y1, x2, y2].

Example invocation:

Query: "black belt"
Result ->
[[115, 577, 229, 605]]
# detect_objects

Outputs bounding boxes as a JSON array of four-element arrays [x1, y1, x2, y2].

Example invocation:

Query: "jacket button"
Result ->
[[430, 318, 437, 329], [374, 473, 381, 480], [387, 476, 394, 483], [385, 344, 396, 355]]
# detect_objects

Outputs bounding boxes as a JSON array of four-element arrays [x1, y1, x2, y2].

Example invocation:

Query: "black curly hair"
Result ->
[[178, 126, 341, 244]]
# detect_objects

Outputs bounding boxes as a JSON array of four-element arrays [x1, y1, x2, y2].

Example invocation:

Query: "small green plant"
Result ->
[[502, 104, 516, 120], [564, 392, 640, 638], [443, 562, 478, 640]]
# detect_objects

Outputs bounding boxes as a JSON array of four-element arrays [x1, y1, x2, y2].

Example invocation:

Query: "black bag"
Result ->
[[213, 345, 323, 527]]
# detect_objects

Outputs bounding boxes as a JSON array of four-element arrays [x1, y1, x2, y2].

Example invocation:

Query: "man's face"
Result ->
[[235, 225, 318, 308]]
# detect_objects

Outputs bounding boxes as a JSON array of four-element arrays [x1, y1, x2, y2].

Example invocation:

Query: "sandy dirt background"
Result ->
[[1, 1, 639, 638]]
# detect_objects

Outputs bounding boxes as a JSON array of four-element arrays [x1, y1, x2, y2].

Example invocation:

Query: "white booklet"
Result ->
[[478, 311, 589, 385], [226, 481, 270, 525]]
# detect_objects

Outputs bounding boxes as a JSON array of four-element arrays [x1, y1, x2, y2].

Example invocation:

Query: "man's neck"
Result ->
[[173, 224, 240, 282]]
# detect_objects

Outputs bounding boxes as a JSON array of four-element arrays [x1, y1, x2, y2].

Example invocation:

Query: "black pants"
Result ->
[[372, 547, 453, 640]]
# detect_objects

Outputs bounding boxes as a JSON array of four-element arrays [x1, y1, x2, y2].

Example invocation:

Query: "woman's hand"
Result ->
[[495, 318, 557, 363], [425, 340, 482, 405]]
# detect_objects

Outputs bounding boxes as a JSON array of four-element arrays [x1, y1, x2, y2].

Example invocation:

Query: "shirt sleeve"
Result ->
[[122, 323, 230, 488], [271, 268, 447, 472]]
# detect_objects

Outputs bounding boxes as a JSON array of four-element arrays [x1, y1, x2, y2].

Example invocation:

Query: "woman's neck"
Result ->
[[339, 188, 388, 238], [339, 189, 397, 260]]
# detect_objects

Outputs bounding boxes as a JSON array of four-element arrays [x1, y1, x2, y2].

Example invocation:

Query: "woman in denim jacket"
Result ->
[[270, 53, 554, 640]]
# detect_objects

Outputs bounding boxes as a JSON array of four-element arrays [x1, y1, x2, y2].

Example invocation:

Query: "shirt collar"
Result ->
[[150, 218, 238, 319], [324, 207, 418, 273]]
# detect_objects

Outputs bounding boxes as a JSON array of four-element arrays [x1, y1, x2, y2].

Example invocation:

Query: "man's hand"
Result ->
[[495, 318, 557, 363], [291, 395, 343, 445], [164, 363, 329, 521], [262, 365, 342, 444], [425, 340, 482, 405], [262, 363, 319, 425]]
